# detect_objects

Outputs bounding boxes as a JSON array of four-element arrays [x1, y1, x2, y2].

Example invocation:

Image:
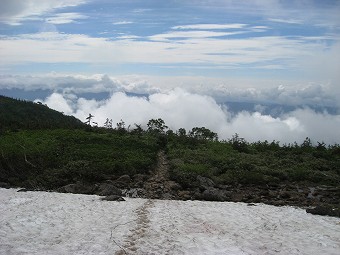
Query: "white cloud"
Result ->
[[211, 0, 340, 27], [148, 30, 241, 41], [0, 0, 87, 25], [220, 111, 305, 143], [183, 0, 340, 33], [46, 12, 88, 24], [1, 74, 338, 109], [268, 18, 303, 25], [35, 92, 74, 115], [172, 23, 247, 30], [37, 89, 340, 145], [1, 31, 333, 69], [116, 35, 140, 40], [113, 21, 134, 25], [299, 41, 340, 88], [0, 32, 143, 63], [0, 73, 122, 93]]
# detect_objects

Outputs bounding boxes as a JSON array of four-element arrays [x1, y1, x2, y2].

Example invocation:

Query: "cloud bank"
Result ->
[[38, 88, 340, 145], [1, 74, 338, 108]]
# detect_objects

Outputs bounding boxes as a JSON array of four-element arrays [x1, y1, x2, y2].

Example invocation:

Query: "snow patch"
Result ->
[[0, 188, 339, 255]]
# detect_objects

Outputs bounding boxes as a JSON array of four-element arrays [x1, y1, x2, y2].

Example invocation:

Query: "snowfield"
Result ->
[[0, 188, 339, 255]]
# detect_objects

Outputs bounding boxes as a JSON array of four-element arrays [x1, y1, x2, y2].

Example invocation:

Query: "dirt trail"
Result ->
[[114, 199, 154, 255], [114, 151, 176, 254], [143, 150, 177, 199]]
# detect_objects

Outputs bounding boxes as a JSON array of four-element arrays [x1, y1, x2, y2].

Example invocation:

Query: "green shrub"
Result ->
[[169, 167, 198, 188], [289, 167, 310, 181], [0, 129, 159, 188]]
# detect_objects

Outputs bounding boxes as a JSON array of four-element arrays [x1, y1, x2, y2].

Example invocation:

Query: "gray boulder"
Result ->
[[114, 175, 131, 188], [133, 174, 147, 182], [96, 183, 122, 196], [57, 182, 95, 194], [122, 188, 145, 198], [306, 205, 340, 218], [195, 187, 230, 202], [197, 175, 215, 189], [117, 175, 131, 184], [132, 174, 147, 188], [166, 181, 182, 191]]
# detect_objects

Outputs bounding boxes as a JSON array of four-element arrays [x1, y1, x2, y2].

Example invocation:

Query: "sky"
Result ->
[[1, 0, 340, 144]]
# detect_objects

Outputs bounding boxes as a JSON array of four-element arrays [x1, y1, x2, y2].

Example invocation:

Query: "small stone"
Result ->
[[17, 188, 30, 192]]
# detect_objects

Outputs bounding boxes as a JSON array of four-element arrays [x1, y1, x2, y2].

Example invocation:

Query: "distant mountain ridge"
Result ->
[[1, 88, 338, 120], [0, 95, 85, 131], [223, 101, 339, 117]]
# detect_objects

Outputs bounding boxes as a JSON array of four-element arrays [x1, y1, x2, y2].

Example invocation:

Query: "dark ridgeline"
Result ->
[[0, 95, 85, 131]]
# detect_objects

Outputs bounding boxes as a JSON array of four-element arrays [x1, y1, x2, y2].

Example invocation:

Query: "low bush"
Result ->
[[0, 129, 159, 188], [167, 137, 340, 188]]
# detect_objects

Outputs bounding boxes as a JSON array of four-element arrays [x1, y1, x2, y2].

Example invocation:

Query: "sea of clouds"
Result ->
[[39, 88, 340, 145], [1, 74, 340, 145]]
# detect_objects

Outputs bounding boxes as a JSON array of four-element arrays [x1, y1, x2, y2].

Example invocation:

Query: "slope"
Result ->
[[0, 95, 85, 131]]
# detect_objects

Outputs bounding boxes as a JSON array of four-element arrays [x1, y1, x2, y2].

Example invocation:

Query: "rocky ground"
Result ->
[[1, 150, 339, 218]]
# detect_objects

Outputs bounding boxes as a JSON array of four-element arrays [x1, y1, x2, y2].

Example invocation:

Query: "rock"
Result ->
[[259, 190, 269, 196], [272, 200, 286, 206], [231, 192, 244, 202], [17, 188, 30, 192], [252, 197, 262, 203], [101, 195, 125, 201], [279, 191, 291, 199], [0, 182, 11, 188], [306, 205, 340, 218], [197, 175, 215, 189], [57, 182, 95, 194], [117, 175, 131, 184], [96, 183, 122, 196], [162, 193, 173, 199], [216, 184, 231, 190], [133, 174, 147, 183], [177, 190, 192, 200], [122, 188, 145, 198], [166, 181, 182, 191], [195, 187, 229, 202], [58, 184, 76, 193], [114, 175, 131, 188]]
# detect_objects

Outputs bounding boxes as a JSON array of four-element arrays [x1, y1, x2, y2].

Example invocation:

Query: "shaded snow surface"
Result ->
[[0, 188, 339, 255]]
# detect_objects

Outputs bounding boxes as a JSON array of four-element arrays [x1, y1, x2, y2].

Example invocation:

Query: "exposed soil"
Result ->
[[143, 151, 180, 199]]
